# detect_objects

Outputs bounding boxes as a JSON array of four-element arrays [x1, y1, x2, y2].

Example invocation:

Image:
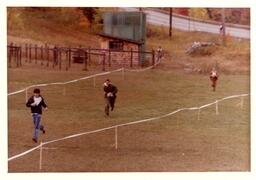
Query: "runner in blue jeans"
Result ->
[[26, 88, 48, 143]]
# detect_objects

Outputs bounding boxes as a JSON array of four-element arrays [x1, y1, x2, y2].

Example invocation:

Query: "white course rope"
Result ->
[[8, 68, 123, 96], [8, 58, 162, 96], [8, 93, 249, 162], [125, 58, 161, 72]]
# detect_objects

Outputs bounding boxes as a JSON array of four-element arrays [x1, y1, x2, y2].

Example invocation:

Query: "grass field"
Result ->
[[7, 7, 250, 172], [8, 63, 250, 172]]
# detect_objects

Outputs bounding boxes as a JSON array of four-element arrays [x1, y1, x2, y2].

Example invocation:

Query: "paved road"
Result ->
[[121, 7, 250, 39]]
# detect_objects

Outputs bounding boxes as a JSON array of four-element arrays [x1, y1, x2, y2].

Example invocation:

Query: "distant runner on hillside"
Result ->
[[210, 67, 218, 91], [157, 46, 163, 61], [103, 79, 118, 116], [219, 25, 224, 35]]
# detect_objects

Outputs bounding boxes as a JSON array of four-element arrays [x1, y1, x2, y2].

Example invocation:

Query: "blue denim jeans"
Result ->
[[32, 113, 43, 140]]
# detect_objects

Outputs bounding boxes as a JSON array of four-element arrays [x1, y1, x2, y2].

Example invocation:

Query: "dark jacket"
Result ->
[[26, 95, 47, 114], [104, 84, 118, 98]]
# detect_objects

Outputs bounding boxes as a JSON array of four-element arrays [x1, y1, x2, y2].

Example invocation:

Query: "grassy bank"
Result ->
[[146, 25, 250, 74], [7, 8, 250, 74]]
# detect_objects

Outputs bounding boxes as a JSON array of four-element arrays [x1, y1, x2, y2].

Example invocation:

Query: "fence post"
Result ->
[[93, 76, 96, 88], [197, 109, 201, 121], [122, 50, 125, 68], [25, 43, 28, 62], [46, 44, 49, 67], [88, 46, 91, 65], [65, 49, 68, 71], [8, 43, 12, 68], [130, 48, 133, 68], [115, 126, 118, 150], [19, 46, 22, 67], [15, 45, 18, 67], [240, 96, 244, 109], [102, 53, 106, 71], [63, 84, 66, 96], [83, 50, 88, 71], [68, 47, 71, 68], [39, 141, 43, 171], [25, 88, 28, 103], [14, 44, 19, 67], [59, 49, 62, 70], [35, 44, 38, 64], [12, 44, 15, 67], [152, 49, 155, 67], [138, 50, 141, 67], [53, 46, 56, 68], [216, 100, 219, 115], [29, 44, 32, 63], [122, 68, 125, 80], [41, 45, 44, 65], [108, 49, 111, 67]]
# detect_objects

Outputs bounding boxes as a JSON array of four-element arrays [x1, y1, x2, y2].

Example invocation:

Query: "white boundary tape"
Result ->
[[8, 93, 249, 162], [124, 59, 161, 72], [8, 58, 161, 96], [8, 68, 123, 96], [9, 144, 42, 161]]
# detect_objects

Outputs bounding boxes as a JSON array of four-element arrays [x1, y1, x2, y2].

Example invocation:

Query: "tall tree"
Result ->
[[78, 7, 98, 29], [188, 8, 209, 20]]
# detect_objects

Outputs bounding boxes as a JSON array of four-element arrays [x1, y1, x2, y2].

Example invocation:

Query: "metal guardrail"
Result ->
[[145, 8, 250, 30]]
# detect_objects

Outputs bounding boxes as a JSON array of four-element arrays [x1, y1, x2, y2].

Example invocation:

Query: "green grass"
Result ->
[[8, 67, 250, 172], [7, 7, 250, 172]]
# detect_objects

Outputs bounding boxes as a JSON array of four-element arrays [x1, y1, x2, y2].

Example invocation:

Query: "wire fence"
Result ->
[[7, 43, 160, 71]]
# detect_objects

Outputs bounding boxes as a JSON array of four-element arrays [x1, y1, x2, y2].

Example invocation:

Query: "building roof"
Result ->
[[98, 33, 144, 45]]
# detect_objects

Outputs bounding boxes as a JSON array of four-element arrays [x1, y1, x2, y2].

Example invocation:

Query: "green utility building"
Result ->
[[99, 11, 146, 65]]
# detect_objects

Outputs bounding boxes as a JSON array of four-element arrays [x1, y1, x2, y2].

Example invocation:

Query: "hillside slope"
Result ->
[[7, 7, 250, 74]]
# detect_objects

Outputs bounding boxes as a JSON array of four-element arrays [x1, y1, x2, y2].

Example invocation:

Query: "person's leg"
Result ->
[[213, 77, 217, 91], [110, 97, 116, 111], [105, 98, 110, 116], [210, 78, 215, 91], [40, 124, 45, 134], [39, 116, 45, 134], [213, 80, 217, 91], [33, 114, 41, 142], [32, 115, 36, 142]]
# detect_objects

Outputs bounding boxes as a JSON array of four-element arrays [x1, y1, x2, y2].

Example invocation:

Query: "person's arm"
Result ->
[[41, 98, 48, 109], [26, 97, 33, 107], [104, 85, 108, 93], [113, 86, 118, 95]]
